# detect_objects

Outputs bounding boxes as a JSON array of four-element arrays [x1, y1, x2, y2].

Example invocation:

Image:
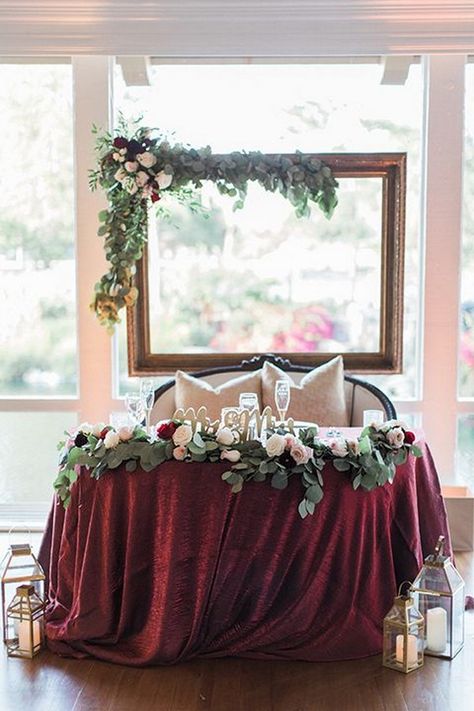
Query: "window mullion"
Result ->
[[421, 55, 465, 478], [73, 56, 115, 423]]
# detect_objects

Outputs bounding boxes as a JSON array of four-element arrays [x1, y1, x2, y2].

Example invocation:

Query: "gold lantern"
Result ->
[[383, 582, 424, 673], [411, 535, 465, 659], [0, 543, 45, 644], [5, 584, 45, 658]]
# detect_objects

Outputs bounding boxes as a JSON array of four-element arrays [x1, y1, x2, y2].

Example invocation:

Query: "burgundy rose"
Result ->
[[278, 450, 296, 469], [100, 426, 112, 440], [404, 431, 416, 444], [151, 191, 161, 203], [157, 421, 178, 440], [74, 432, 88, 447], [127, 139, 143, 155], [113, 136, 128, 149]]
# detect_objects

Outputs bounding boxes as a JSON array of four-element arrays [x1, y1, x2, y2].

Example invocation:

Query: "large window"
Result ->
[[115, 62, 422, 394], [0, 56, 471, 525], [0, 64, 76, 397], [457, 62, 474, 487]]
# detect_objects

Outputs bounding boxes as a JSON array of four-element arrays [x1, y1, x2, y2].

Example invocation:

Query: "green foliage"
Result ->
[[90, 122, 339, 330], [55, 418, 421, 520]]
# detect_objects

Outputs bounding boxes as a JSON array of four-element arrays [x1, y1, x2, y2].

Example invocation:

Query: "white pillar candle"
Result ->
[[396, 634, 418, 664], [18, 620, 41, 653], [426, 607, 447, 653]]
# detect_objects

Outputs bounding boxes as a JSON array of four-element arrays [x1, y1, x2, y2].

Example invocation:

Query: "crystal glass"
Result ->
[[140, 379, 155, 434], [363, 409, 385, 427], [239, 392, 259, 412], [125, 394, 144, 427], [274, 380, 291, 423], [239, 392, 259, 439]]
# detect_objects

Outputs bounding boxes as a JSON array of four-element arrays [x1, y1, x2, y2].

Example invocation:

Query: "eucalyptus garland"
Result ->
[[54, 419, 421, 518], [89, 120, 339, 331]]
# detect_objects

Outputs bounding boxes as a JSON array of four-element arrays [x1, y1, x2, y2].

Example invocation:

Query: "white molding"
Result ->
[[0, 2, 473, 56], [421, 55, 466, 478]]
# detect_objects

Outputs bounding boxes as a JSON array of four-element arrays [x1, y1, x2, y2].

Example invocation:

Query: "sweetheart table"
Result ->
[[38, 436, 451, 666]]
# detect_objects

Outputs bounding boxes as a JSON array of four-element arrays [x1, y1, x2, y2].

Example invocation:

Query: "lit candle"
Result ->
[[396, 634, 417, 664], [18, 620, 41, 653], [426, 607, 447, 653]]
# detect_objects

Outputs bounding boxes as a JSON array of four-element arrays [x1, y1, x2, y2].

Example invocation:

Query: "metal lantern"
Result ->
[[0, 543, 45, 644], [5, 584, 45, 658], [411, 535, 464, 659], [383, 582, 424, 673]]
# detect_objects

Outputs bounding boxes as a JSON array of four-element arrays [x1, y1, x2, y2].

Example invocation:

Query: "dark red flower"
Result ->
[[151, 191, 161, 203], [404, 431, 416, 444], [278, 450, 296, 469], [113, 136, 128, 149], [74, 432, 88, 447], [157, 421, 178, 440], [127, 139, 143, 155], [100, 426, 112, 440]]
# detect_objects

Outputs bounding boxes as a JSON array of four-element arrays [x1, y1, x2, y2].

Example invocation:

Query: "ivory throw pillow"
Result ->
[[261, 356, 348, 426], [174, 370, 262, 421]]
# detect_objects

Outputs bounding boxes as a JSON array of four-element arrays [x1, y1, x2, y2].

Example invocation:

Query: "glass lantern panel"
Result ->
[[451, 588, 465, 655], [0, 550, 44, 584], [384, 626, 422, 670], [413, 566, 452, 594], [445, 564, 464, 593], [414, 592, 452, 656]]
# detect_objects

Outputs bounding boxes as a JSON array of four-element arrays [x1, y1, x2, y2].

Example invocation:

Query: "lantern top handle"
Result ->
[[434, 535, 445, 557]]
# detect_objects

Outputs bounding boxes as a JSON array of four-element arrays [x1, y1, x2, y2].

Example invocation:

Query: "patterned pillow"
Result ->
[[261, 356, 348, 426], [174, 369, 262, 422]]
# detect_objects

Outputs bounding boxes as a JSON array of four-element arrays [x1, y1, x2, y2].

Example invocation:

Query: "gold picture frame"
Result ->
[[127, 152, 406, 375]]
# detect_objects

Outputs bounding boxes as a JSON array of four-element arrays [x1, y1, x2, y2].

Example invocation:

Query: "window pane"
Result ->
[[456, 415, 474, 488], [115, 62, 422, 396], [147, 179, 383, 355], [0, 412, 77, 504], [0, 64, 76, 396], [460, 64, 474, 398]]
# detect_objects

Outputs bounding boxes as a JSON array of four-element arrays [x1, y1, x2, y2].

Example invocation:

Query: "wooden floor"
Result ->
[[0, 539, 473, 711]]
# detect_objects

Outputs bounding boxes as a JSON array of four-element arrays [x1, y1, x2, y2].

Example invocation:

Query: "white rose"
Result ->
[[136, 152, 157, 168], [104, 431, 120, 449], [125, 161, 138, 173], [173, 445, 187, 460], [123, 176, 138, 195], [266, 433, 286, 458], [112, 152, 121, 161], [135, 170, 149, 188], [78, 422, 93, 435], [220, 449, 241, 463], [290, 440, 312, 465], [328, 437, 349, 458], [92, 422, 106, 437], [347, 438, 361, 456], [114, 167, 127, 183], [118, 426, 134, 442], [156, 170, 173, 189], [216, 427, 235, 446], [382, 419, 408, 432], [172, 424, 193, 446], [386, 426, 405, 448]]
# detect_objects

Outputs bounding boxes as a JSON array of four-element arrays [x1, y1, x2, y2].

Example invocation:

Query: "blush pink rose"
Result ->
[[173, 445, 187, 461]]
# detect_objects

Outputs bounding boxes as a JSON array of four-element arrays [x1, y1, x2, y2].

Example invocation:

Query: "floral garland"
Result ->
[[54, 419, 421, 518], [89, 120, 339, 331]]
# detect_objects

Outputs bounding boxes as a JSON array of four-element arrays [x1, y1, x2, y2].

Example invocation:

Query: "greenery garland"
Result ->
[[54, 419, 421, 518], [89, 120, 339, 331]]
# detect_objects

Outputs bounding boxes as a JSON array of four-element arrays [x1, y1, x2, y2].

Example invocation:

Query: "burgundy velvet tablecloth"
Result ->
[[39, 440, 451, 666]]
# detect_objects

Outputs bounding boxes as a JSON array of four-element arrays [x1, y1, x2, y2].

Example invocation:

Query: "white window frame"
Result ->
[[0, 54, 472, 527]]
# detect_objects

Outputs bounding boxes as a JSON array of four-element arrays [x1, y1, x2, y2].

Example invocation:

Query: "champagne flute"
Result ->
[[140, 379, 155, 434], [125, 394, 145, 427], [274, 379, 291, 423], [239, 392, 259, 440]]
